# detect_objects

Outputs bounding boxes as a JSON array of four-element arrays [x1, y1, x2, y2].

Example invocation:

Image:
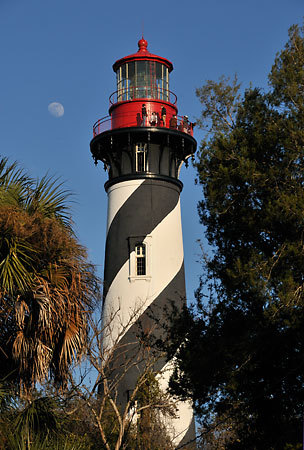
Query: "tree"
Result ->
[[167, 22, 304, 449], [0, 157, 99, 392]]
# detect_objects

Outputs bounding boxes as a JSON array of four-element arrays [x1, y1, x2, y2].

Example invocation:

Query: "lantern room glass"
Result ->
[[116, 61, 169, 102]]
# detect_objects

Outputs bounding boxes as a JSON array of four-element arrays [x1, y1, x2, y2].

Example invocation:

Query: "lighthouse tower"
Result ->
[[90, 38, 196, 447]]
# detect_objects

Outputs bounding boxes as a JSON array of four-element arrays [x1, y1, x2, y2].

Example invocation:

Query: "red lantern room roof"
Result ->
[[112, 38, 173, 72]]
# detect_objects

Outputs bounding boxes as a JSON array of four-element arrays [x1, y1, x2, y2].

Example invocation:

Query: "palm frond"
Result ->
[[0, 157, 32, 208], [12, 396, 63, 448], [40, 264, 70, 289], [0, 236, 35, 295], [25, 174, 72, 228], [60, 315, 86, 366]]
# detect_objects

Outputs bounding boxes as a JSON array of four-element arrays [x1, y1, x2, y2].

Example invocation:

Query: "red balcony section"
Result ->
[[93, 110, 194, 138], [93, 86, 193, 138]]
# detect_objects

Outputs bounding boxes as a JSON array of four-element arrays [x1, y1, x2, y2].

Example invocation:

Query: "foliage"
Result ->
[[0, 157, 100, 392], [196, 412, 239, 449], [0, 383, 92, 449], [168, 22, 304, 449], [133, 371, 175, 450], [195, 74, 241, 134]]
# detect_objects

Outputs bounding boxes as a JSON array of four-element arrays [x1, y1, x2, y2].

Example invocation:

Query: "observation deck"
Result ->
[[93, 106, 195, 138]]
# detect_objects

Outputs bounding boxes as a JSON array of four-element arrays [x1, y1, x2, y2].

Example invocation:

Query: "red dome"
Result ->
[[112, 38, 173, 72]]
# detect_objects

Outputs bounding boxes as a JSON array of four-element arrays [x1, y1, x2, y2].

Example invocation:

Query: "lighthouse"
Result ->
[[90, 38, 197, 447]]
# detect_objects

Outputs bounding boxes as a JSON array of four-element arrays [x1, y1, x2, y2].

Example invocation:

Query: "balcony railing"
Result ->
[[109, 87, 177, 106], [93, 112, 194, 138], [93, 115, 111, 136]]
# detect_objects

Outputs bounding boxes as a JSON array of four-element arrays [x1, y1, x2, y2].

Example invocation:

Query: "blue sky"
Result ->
[[1, 0, 303, 302]]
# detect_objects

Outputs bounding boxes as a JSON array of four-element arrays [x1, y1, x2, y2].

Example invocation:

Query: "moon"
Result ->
[[48, 102, 64, 118]]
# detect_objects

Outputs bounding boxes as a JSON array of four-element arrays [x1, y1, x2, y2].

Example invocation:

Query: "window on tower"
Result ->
[[135, 143, 147, 172], [135, 243, 146, 276], [128, 235, 151, 282]]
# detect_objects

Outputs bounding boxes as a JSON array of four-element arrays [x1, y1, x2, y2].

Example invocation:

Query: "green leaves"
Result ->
[[0, 389, 92, 450], [196, 75, 241, 134], [25, 174, 72, 229], [0, 235, 35, 295], [269, 24, 304, 113]]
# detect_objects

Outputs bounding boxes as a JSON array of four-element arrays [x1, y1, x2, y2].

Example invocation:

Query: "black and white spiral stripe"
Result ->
[[102, 177, 195, 447]]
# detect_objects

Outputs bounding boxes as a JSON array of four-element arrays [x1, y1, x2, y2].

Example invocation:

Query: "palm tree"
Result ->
[[0, 382, 92, 449], [0, 157, 99, 392]]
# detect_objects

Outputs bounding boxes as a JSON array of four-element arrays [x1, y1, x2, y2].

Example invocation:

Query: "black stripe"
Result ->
[[103, 178, 181, 298]]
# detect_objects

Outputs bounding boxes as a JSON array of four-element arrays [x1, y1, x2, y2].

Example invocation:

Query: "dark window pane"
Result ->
[[122, 64, 126, 79], [136, 257, 146, 275], [129, 62, 135, 98], [135, 143, 147, 172], [156, 62, 162, 79], [135, 243, 146, 276]]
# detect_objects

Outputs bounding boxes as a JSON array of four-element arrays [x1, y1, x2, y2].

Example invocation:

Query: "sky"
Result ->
[[0, 0, 303, 303]]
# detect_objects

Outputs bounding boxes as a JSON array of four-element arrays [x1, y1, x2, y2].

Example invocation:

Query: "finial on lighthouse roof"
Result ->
[[138, 37, 148, 53], [112, 36, 173, 73]]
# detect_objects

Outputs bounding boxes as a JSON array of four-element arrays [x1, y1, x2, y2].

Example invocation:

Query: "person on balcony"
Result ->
[[183, 115, 189, 132], [136, 113, 142, 126], [142, 104, 147, 126], [156, 112, 161, 126], [161, 106, 166, 127], [150, 112, 158, 126], [170, 115, 177, 129]]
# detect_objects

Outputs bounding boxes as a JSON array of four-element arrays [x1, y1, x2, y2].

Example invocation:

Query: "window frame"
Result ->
[[135, 243, 146, 276], [135, 143, 147, 172], [128, 235, 152, 282]]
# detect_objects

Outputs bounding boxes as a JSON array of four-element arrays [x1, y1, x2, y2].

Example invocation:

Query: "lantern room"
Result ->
[[92, 39, 195, 137], [113, 38, 172, 103]]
